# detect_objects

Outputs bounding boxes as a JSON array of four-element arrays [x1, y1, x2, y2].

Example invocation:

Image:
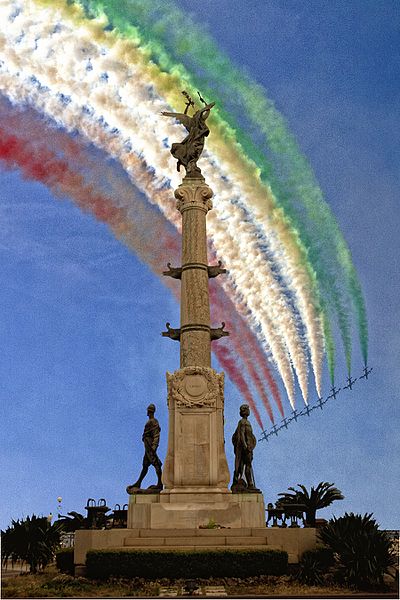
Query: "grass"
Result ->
[[1, 564, 398, 598], [1, 566, 159, 597]]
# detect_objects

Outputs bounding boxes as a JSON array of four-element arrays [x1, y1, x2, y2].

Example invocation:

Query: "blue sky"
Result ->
[[0, 1, 399, 529]]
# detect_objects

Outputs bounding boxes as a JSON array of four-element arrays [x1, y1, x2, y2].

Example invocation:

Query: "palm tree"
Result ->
[[277, 482, 344, 526], [1, 515, 63, 573], [56, 511, 87, 532]]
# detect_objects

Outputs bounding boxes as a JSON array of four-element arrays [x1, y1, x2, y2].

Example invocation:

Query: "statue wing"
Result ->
[[162, 111, 192, 130], [174, 113, 193, 130]]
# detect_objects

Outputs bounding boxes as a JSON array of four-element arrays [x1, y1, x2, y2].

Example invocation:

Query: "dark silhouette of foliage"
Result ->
[[1, 514, 63, 573], [295, 547, 335, 585], [86, 548, 288, 579], [56, 511, 87, 532], [56, 548, 75, 574], [278, 482, 344, 526], [318, 513, 397, 589]]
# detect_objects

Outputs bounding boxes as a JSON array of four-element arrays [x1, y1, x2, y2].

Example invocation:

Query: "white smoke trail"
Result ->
[[0, 64, 300, 403], [0, 0, 325, 401], [0, 1, 308, 402]]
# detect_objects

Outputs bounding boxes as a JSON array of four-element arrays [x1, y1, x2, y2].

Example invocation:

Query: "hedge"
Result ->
[[86, 548, 288, 580], [56, 548, 74, 575]]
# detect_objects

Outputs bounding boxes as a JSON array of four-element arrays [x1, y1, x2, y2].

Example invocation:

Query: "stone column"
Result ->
[[162, 176, 230, 498], [177, 178, 213, 368]]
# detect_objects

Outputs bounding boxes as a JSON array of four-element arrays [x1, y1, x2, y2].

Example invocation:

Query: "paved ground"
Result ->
[[159, 585, 227, 597]]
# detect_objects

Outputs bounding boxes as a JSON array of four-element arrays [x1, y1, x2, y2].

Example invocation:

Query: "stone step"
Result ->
[[139, 528, 254, 538], [125, 537, 167, 547], [125, 535, 268, 547], [226, 536, 267, 545], [119, 545, 291, 556]]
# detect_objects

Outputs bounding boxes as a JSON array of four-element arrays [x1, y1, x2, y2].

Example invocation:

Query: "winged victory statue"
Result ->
[[161, 91, 215, 178]]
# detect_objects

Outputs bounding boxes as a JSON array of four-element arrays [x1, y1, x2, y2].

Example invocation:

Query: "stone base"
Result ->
[[74, 526, 317, 570], [127, 490, 265, 529]]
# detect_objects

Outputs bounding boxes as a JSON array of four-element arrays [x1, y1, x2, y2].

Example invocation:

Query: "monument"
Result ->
[[74, 92, 316, 569], [125, 91, 265, 529]]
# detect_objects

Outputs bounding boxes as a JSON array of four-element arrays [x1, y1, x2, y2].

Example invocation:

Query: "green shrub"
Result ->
[[296, 547, 334, 585], [86, 548, 288, 580], [318, 513, 397, 589], [56, 548, 74, 575]]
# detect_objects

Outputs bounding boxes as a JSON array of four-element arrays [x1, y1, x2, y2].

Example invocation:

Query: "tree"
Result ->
[[318, 513, 397, 588], [277, 482, 344, 526], [1, 514, 63, 573]]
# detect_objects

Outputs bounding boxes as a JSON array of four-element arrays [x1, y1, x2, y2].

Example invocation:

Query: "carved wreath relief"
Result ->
[[167, 366, 224, 408]]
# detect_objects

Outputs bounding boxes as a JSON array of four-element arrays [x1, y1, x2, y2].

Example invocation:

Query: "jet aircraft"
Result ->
[[360, 366, 373, 380], [344, 375, 357, 390], [327, 385, 341, 400]]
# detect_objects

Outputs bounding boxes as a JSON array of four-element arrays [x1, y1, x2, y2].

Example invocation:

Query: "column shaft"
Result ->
[[175, 180, 213, 368]]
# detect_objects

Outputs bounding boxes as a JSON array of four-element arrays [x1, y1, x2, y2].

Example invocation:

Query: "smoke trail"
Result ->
[[232, 311, 284, 417], [0, 97, 280, 422], [0, 69, 292, 404], [0, 4, 320, 404], [209, 285, 279, 422], [217, 344, 264, 429], [209, 286, 275, 423], [208, 200, 309, 402], [18, 0, 325, 398], [79, 0, 367, 376], [322, 305, 335, 384]]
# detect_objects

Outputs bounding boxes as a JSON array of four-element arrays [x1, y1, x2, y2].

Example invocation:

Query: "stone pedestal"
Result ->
[[126, 361, 268, 530], [127, 490, 266, 530], [162, 365, 229, 494]]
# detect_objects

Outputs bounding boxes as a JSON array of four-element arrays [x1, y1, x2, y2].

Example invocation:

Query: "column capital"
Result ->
[[174, 178, 213, 214]]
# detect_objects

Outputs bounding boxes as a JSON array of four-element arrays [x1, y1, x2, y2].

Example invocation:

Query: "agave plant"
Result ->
[[318, 513, 397, 589], [296, 547, 335, 585], [277, 482, 344, 526], [1, 514, 63, 573]]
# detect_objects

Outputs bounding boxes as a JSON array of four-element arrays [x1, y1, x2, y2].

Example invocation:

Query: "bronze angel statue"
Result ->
[[162, 91, 215, 178]]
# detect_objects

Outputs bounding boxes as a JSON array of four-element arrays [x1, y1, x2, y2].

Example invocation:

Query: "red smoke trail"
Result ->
[[0, 99, 278, 427], [210, 284, 277, 423], [0, 121, 261, 423], [216, 344, 263, 429], [235, 316, 284, 417], [0, 131, 128, 231]]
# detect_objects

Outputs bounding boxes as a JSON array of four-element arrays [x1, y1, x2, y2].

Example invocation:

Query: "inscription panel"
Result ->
[[178, 412, 210, 486]]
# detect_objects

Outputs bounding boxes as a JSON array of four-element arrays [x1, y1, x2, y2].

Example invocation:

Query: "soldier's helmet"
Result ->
[[147, 403, 156, 413]]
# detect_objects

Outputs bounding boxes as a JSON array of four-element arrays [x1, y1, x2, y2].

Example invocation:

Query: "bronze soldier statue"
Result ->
[[126, 404, 163, 493], [161, 90, 215, 178], [231, 404, 259, 492]]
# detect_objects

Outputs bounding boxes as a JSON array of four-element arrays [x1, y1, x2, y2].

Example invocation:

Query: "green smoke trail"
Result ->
[[321, 302, 336, 384], [76, 0, 367, 370]]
